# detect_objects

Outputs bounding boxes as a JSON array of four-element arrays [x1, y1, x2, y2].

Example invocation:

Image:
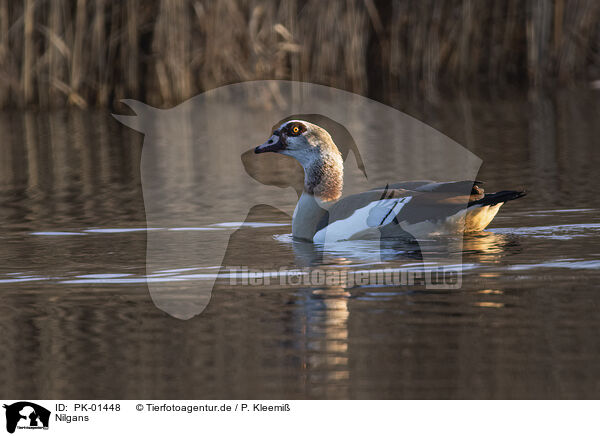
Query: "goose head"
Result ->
[[255, 120, 344, 202]]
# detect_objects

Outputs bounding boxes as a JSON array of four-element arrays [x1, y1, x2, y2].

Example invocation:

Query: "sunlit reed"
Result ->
[[0, 0, 599, 109]]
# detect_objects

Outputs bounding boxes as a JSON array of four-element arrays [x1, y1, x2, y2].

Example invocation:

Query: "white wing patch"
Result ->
[[313, 197, 412, 243]]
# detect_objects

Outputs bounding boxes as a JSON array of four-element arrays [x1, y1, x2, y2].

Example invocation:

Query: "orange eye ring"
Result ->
[[292, 126, 300, 134]]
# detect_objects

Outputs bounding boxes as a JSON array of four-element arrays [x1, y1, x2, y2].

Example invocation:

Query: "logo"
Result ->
[[3, 402, 50, 434]]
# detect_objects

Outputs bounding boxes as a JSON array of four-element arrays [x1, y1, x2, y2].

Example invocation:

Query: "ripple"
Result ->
[[32, 231, 87, 236], [211, 222, 288, 228], [0, 277, 48, 283], [168, 227, 222, 231], [75, 274, 134, 279], [508, 260, 600, 270], [523, 208, 596, 215], [491, 223, 600, 239], [84, 228, 162, 233]]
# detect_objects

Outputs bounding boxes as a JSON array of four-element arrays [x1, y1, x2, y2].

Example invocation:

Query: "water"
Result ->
[[1, 90, 600, 399]]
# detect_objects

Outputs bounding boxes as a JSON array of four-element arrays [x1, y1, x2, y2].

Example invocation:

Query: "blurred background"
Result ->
[[1, 1, 600, 400], [1, 0, 600, 109]]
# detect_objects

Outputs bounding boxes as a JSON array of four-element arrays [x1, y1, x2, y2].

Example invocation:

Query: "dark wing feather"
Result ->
[[320, 184, 484, 230], [468, 190, 526, 207], [375, 180, 483, 194]]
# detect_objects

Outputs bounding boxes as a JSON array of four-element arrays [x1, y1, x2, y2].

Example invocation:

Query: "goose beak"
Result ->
[[255, 134, 285, 153]]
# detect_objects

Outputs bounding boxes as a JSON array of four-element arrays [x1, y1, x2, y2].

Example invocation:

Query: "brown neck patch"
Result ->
[[304, 153, 344, 202]]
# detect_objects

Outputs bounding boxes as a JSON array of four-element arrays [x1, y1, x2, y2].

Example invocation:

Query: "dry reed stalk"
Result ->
[[0, 0, 599, 108], [560, 1, 600, 83], [92, 0, 107, 105], [152, 0, 193, 106], [424, 0, 442, 99], [47, 0, 67, 107], [295, 0, 368, 94], [22, 0, 34, 105], [458, 0, 472, 85], [527, 0, 552, 87], [388, 1, 407, 84], [0, 0, 10, 106], [488, 1, 505, 84], [70, 0, 87, 107], [553, 0, 564, 53], [125, 0, 139, 98], [343, 0, 368, 94], [106, 2, 121, 102]]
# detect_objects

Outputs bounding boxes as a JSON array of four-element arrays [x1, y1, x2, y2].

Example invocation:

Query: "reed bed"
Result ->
[[0, 0, 599, 109]]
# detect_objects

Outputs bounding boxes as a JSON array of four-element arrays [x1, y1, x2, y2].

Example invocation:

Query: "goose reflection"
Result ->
[[461, 231, 520, 258], [299, 286, 350, 387], [290, 237, 423, 267]]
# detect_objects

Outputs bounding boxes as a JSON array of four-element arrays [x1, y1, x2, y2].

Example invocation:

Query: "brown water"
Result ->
[[1, 90, 600, 399]]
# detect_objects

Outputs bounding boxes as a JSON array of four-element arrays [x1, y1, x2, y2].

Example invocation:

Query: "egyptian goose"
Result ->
[[255, 120, 525, 243]]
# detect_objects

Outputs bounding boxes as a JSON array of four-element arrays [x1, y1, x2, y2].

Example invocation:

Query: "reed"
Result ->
[[0, 0, 599, 109]]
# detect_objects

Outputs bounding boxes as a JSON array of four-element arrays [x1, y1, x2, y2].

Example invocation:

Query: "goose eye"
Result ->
[[292, 125, 300, 135]]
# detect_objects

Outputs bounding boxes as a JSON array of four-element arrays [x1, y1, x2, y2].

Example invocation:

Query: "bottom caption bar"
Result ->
[[1, 400, 597, 435]]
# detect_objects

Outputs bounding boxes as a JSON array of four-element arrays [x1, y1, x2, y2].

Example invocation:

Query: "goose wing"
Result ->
[[377, 180, 483, 195], [314, 182, 484, 242]]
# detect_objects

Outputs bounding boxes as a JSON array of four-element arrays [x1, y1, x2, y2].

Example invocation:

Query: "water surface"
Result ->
[[1, 91, 599, 399]]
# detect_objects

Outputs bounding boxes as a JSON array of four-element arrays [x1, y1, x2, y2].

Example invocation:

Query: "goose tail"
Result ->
[[468, 190, 526, 208]]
